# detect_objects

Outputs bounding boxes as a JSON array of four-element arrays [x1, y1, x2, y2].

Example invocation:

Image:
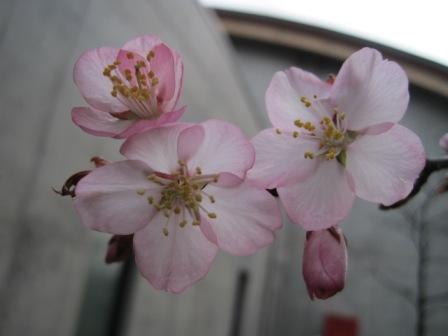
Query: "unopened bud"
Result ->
[[105, 234, 134, 264], [302, 226, 347, 300]]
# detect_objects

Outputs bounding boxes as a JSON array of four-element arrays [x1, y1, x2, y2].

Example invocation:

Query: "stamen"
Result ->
[[146, 50, 155, 61], [146, 162, 220, 230], [304, 151, 315, 159], [162, 227, 169, 236], [136, 189, 145, 195]]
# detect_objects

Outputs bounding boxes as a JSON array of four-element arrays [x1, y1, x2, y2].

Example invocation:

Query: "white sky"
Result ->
[[200, 0, 448, 67]]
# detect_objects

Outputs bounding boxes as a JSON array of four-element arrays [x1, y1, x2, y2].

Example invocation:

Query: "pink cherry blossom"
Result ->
[[248, 48, 425, 230], [439, 133, 448, 152], [303, 227, 347, 300], [72, 35, 184, 138], [74, 120, 281, 293]]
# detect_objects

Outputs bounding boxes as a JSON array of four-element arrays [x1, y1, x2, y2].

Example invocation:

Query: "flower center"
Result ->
[[276, 94, 356, 164], [102, 50, 161, 119], [136, 161, 219, 237]]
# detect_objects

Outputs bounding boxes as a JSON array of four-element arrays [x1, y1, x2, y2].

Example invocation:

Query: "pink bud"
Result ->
[[302, 227, 347, 300], [105, 234, 133, 264]]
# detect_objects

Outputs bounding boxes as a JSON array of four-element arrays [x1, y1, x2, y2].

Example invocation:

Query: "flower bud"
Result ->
[[302, 227, 347, 300], [105, 234, 134, 264]]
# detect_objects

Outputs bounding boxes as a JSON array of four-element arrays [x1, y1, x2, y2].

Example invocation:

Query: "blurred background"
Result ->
[[1, 0, 448, 335]]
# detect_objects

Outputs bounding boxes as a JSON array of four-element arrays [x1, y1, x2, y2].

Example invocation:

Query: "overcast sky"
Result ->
[[201, 0, 448, 67]]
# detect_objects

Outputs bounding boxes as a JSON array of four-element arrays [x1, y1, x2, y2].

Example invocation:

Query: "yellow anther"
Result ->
[[304, 151, 315, 159], [303, 122, 315, 131], [209, 195, 216, 203], [325, 148, 337, 160], [292, 131, 299, 138], [174, 207, 181, 214], [300, 96, 311, 107], [113, 61, 121, 66], [195, 194, 202, 202], [162, 227, 169, 236], [126, 52, 134, 59], [275, 128, 282, 135], [111, 90, 118, 97], [147, 196, 154, 204], [103, 68, 111, 77], [294, 119, 304, 128], [136, 189, 145, 195], [192, 220, 200, 226], [148, 70, 155, 78], [147, 50, 155, 61], [196, 167, 202, 175], [179, 220, 187, 228], [334, 132, 344, 140], [151, 77, 159, 86], [208, 213, 217, 219]]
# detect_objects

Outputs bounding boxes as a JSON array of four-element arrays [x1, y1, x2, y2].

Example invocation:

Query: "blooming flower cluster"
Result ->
[[64, 37, 425, 296], [69, 36, 281, 293]]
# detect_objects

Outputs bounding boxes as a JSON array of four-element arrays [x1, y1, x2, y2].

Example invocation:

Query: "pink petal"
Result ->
[[177, 124, 205, 162], [199, 178, 282, 255], [74, 160, 162, 234], [116, 106, 186, 139], [71, 107, 135, 138], [73, 47, 127, 112], [161, 49, 183, 112], [120, 123, 191, 173], [439, 133, 448, 152], [303, 227, 347, 300], [331, 48, 409, 132], [346, 124, 425, 205], [266, 68, 331, 131], [214, 172, 244, 188], [247, 128, 319, 188], [186, 119, 255, 178], [134, 211, 218, 293], [121, 35, 162, 56], [149, 43, 176, 101], [278, 159, 355, 230]]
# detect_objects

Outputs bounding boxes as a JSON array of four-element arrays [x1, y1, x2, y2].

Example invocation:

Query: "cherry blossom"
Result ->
[[248, 48, 425, 230], [74, 120, 281, 292], [72, 35, 184, 138]]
